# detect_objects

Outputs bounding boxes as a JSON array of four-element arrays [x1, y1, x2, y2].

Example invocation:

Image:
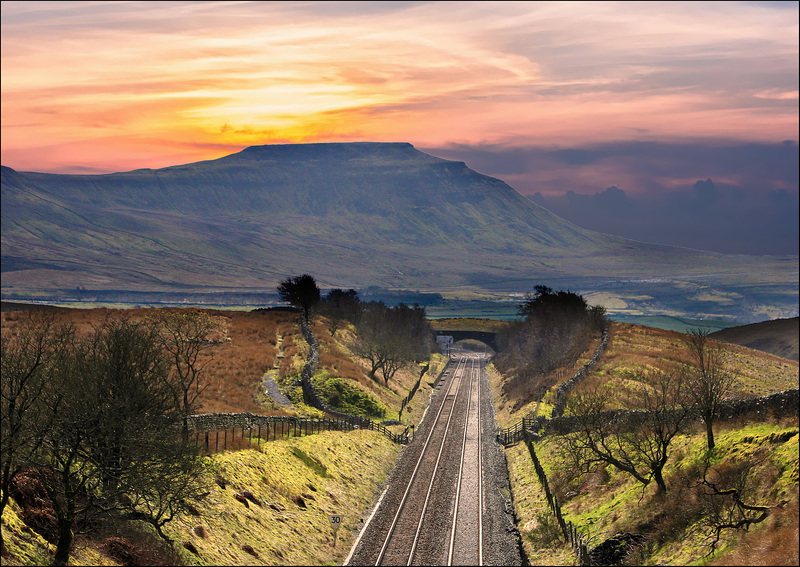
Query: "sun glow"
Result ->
[[1, 1, 797, 172]]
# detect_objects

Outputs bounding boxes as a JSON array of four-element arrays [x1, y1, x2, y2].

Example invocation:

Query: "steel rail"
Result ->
[[375, 356, 468, 566], [447, 355, 475, 564], [477, 356, 484, 566], [447, 355, 485, 566]]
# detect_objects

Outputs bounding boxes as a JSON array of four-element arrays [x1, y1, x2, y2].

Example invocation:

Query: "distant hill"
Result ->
[[711, 317, 799, 361], [2, 142, 797, 322]]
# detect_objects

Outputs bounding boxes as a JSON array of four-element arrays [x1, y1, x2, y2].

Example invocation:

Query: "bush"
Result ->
[[314, 373, 387, 419]]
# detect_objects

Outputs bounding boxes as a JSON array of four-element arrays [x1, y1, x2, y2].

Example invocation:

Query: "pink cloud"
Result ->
[[1, 1, 797, 172]]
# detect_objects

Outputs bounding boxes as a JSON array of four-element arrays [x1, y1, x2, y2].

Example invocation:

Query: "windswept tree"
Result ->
[[560, 368, 691, 493], [683, 329, 734, 451], [277, 274, 321, 323]]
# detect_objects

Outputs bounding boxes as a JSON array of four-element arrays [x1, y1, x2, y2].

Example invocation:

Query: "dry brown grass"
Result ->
[[1, 306, 426, 421], [573, 323, 799, 409], [710, 496, 799, 566], [1, 307, 298, 416]]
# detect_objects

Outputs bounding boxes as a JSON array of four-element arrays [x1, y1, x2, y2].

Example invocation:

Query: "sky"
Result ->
[[2, 1, 798, 255]]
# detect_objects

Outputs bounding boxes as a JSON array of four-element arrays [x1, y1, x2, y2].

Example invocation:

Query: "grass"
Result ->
[[0, 305, 444, 566], [503, 441, 577, 566], [489, 319, 799, 566], [164, 429, 401, 566], [569, 323, 797, 410], [503, 415, 799, 566], [0, 429, 401, 566]]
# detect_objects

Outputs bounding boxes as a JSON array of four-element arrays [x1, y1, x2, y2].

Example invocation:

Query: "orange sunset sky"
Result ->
[[2, 1, 798, 175]]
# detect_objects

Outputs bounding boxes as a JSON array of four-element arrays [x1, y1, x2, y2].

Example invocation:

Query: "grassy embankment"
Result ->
[[1, 430, 401, 566], [489, 321, 799, 566], [1, 307, 447, 565]]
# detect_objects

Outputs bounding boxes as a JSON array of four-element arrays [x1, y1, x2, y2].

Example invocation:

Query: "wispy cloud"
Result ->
[[1, 1, 797, 173]]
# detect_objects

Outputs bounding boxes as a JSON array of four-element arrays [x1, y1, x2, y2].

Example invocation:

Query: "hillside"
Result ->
[[489, 320, 799, 566], [711, 317, 799, 362], [0, 304, 445, 426], [2, 143, 797, 323], [1, 430, 402, 567], [2, 307, 798, 565], [0, 304, 446, 566]]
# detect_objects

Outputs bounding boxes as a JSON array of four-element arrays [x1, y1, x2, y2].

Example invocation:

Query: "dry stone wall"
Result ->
[[536, 388, 799, 439], [551, 328, 610, 418]]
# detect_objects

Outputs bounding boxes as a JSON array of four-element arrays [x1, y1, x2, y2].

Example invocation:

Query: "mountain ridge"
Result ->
[[2, 142, 797, 322]]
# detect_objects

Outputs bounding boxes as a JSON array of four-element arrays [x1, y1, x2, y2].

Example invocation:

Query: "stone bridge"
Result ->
[[433, 329, 499, 352]]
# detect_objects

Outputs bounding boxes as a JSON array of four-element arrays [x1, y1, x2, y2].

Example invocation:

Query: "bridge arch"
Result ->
[[434, 330, 499, 353]]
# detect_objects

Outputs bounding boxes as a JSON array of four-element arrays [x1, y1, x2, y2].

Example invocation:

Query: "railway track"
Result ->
[[348, 352, 489, 566]]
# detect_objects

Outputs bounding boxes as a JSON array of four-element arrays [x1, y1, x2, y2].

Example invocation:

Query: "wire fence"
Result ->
[[191, 414, 413, 453], [522, 427, 593, 565]]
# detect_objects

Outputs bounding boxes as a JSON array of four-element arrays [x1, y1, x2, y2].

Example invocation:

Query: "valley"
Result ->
[[1, 302, 797, 566], [2, 143, 797, 566]]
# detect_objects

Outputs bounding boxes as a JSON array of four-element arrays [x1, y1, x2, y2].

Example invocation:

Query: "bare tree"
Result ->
[[693, 455, 773, 554], [683, 330, 734, 451], [352, 302, 431, 386], [561, 369, 691, 493], [0, 311, 71, 550], [34, 331, 102, 566], [351, 302, 390, 380], [153, 309, 218, 440], [82, 316, 176, 493], [18, 315, 209, 565]]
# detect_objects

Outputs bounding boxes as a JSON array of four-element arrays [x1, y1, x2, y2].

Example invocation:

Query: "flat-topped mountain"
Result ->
[[2, 142, 797, 321]]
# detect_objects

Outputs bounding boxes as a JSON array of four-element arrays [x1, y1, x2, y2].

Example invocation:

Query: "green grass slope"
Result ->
[[0, 430, 401, 566], [507, 419, 798, 566], [490, 321, 799, 566]]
